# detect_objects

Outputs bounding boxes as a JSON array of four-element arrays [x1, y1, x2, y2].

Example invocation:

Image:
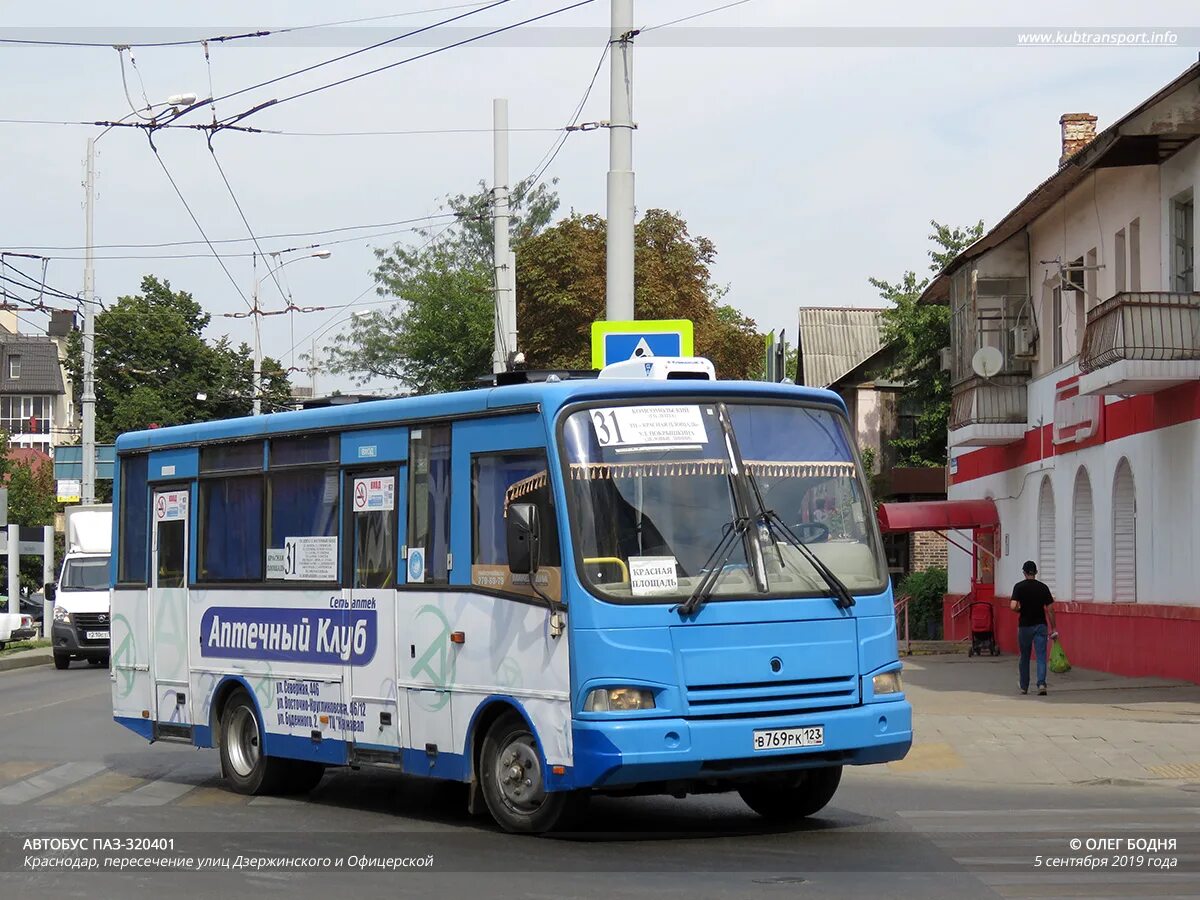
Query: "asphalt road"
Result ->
[[1, 664, 1197, 899]]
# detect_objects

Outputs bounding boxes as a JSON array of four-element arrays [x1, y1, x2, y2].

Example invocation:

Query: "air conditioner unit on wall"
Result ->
[[1012, 325, 1037, 359]]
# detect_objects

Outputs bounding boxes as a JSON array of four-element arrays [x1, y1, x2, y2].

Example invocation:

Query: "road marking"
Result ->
[[0, 761, 52, 785], [887, 741, 964, 773], [1148, 762, 1200, 779], [0, 686, 110, 720], [0, 762, 106, 805], [39, 772, 145, 806], [107, 778, 201, 806], [248, 796, 300, 806], [176, 785, 249, 807]]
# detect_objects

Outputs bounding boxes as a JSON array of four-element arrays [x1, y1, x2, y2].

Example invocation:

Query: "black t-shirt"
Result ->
[[1012, 578, 1054, 627]]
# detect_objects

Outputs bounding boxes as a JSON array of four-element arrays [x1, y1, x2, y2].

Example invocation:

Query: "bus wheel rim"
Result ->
[[228, 706, 260, 777], [495, 733, 545, 814]]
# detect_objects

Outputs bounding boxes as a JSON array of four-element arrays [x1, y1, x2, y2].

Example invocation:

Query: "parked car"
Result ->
[[0, 604, 38, 650]]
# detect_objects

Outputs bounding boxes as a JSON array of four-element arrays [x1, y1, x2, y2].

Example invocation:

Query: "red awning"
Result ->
[[877, 500, 999, 534]]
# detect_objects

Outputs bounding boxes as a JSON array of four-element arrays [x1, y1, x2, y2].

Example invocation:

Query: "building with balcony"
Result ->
[[920, 62, 1200, 682], [0, 328, 70, 453]]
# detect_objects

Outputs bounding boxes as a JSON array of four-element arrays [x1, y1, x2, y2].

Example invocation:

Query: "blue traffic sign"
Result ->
[[590, 320, 695, 369]]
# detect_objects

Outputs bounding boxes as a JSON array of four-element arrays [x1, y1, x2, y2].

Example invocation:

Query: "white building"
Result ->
[[921, 63, 1199, 682]]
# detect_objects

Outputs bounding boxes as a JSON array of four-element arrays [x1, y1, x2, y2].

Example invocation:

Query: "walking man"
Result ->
[[1010, 561, 1058, 695]]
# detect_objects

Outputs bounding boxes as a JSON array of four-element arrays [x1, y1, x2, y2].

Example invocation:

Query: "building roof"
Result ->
[[0, 335, 65, 395], [920, 61, 1200, 305], [796, 307, 887, 388]]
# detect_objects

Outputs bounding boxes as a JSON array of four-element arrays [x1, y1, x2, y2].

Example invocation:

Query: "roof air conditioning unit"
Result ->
[[1012, 325, 1037, 359]]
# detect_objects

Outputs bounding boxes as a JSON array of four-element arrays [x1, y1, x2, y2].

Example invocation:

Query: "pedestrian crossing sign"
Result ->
[[590, 319, 695, 369]]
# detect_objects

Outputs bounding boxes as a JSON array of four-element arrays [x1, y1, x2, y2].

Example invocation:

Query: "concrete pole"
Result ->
[[606, 0, 636, 321], [82, 138, 97, 505], [251, 256, 262, 416], [6, 525, 17, 616], [42, 525, 54, 639], [492, 98, 512, 374]]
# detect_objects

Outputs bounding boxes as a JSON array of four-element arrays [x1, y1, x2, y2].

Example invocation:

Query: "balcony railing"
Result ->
[[950, 375, 1028, 429], [1080, 291, 1200, 372]]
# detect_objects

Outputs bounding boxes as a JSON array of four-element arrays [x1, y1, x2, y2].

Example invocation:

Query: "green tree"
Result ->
[[516, 210, 763, 378], [326, 178, 560, 394], [0, 447, 58, 595], [872, 220, 984, 467], [66, 276, 292, 440]]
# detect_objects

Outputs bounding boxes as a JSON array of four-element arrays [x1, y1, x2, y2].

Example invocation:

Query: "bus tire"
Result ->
[[283, 760, 326, 794], [219, 691, 288, 795], [479, 712, 581, 834], [738, 765, 842, 822]]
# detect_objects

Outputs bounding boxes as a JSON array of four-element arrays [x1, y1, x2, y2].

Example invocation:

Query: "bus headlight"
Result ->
[[583, 687, 656, 712], [53, 606, 71, 624], [872, 671, 902, 695]]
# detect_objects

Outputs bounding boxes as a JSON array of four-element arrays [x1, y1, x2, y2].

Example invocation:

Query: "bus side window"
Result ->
[[408, 425, 451, 584], [471, 450, 561, 602]]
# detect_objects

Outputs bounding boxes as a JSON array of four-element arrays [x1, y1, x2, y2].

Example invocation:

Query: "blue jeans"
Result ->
[[1018, 624, 1048, 691]]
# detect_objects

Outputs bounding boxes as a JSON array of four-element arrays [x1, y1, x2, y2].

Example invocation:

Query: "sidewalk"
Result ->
[[889, 653, 1200, 786], [0, 646, 52, 672]]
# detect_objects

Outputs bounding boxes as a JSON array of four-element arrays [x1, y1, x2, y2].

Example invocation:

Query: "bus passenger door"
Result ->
[[344, 468, 403, 754], [149, 488, 191, 735]]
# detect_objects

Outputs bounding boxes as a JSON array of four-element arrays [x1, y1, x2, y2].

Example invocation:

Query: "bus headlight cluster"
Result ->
[[583, 687, 656, 712], [872, 672, 902, 695], [53, 606, 71, 624]]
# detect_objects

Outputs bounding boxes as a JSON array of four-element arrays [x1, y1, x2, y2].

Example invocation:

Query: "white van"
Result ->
[[46, 504, 112, 670]]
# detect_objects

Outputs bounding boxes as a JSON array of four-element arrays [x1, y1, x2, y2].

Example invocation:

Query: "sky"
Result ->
[[2, 0, 1199, 395]]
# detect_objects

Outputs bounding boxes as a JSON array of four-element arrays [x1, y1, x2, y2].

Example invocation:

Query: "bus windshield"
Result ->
[[560, 400, 887, 603], [62, 557, 111, 591]]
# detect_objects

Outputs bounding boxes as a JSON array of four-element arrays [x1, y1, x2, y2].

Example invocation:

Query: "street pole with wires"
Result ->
[[492, 98, 515, 374], [81, 138, 97, 505], [251, 254, 263, 416], [606, 0, 636, 321]]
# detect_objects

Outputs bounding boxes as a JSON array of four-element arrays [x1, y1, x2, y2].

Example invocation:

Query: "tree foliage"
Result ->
[[872, 220, 984, 467], [516, 210, 762, 378], [66, 276, 291, 441], [327, 181, 765, 393]]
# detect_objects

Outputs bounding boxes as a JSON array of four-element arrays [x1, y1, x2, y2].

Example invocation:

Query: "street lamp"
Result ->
[[251, 250, 333, 416], [81, 92, 195, 506]]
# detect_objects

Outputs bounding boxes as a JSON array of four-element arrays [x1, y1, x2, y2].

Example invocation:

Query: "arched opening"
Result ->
[[1112, 459, 1137, 603], [1072, 467, 1094, 602], [1037, 476, 1056, 593]]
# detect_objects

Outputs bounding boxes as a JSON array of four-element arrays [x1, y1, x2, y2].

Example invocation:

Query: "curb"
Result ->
[[0, 648, 53, 672]]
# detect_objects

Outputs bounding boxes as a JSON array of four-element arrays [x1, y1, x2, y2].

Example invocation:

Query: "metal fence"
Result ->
[[949, 375, 1029, 429], [1081, 291, 1200, 372]]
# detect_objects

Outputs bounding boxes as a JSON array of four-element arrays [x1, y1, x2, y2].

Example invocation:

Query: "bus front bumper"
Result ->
[[569, 699, 912, 789]]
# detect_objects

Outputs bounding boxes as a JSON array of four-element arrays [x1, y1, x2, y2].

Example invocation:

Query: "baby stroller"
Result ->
[[967, 601, 1000, 657]]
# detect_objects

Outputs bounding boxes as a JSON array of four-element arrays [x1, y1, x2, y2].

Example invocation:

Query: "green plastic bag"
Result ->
[[1049, 639, 1071, 674]]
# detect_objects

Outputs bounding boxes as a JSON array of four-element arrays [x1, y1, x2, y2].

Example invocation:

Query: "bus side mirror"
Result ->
[[507, 503, 541, 576], [44, 582, 56, 604]]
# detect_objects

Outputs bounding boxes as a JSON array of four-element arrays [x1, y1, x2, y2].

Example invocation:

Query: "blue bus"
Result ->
[[111, 356, 911, 833]]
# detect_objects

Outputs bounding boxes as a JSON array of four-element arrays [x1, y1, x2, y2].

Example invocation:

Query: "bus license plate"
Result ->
[[86, 630, 110, 640], [753, 726, 824, 751]]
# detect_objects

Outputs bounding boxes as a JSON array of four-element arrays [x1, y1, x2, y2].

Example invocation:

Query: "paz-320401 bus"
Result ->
[[111, 356, 911, 833]]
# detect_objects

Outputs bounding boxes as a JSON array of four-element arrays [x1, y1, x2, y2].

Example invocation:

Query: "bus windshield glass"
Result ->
[[560, 401, 886, 603], [62, 557, 111, 591]]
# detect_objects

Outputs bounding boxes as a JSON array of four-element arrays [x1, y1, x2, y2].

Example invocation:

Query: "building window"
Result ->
[[1052, 286, 1064, 367], [1072, 467, 1094, 602], [1037, 476, 1056, 594], [0, 395, 51, 437], [8, 356, 19, 380], [897, 394, 920, 442], [1128, 218, 1141, 291], [1085, 248, 1098, 308], [1112, 459, 1136, 603], [1114, 229, 1127, 293], [1171, 191, 1194, 292]]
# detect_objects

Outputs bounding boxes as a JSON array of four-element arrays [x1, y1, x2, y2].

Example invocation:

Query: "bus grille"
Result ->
[[685, 675, 858, 719]]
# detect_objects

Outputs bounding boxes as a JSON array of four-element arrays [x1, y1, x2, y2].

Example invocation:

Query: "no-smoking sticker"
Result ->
[[352, 477, 394, 513]]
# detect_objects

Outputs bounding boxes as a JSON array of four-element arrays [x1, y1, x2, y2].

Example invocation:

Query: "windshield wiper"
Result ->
[[746, 474, 857, 611], [672, 515, 752, 617]]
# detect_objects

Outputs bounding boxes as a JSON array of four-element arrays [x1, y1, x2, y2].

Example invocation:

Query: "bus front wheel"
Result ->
[[219, 692, 290, 795], [479, 712, 582, 834], [738, 765, 842, 822]]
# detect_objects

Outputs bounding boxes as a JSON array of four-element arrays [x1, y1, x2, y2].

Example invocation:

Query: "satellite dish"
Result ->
[[971, 346, 1004, 379]]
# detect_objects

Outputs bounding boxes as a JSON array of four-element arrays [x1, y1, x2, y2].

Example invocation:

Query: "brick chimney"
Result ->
[[1059, 113, 1098, 165]]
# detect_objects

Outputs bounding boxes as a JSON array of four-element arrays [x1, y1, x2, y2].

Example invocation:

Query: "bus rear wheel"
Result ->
[[738, 765, 843, 822], [219, 692, 290, 795], [479, 712, 582, 834]]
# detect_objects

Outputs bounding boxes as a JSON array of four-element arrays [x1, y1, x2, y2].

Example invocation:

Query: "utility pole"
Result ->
[[492, 98, 515, 374], [606, 0, 636, 321], [251, 253, 262, 416], [81, 138, 97, 505]]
